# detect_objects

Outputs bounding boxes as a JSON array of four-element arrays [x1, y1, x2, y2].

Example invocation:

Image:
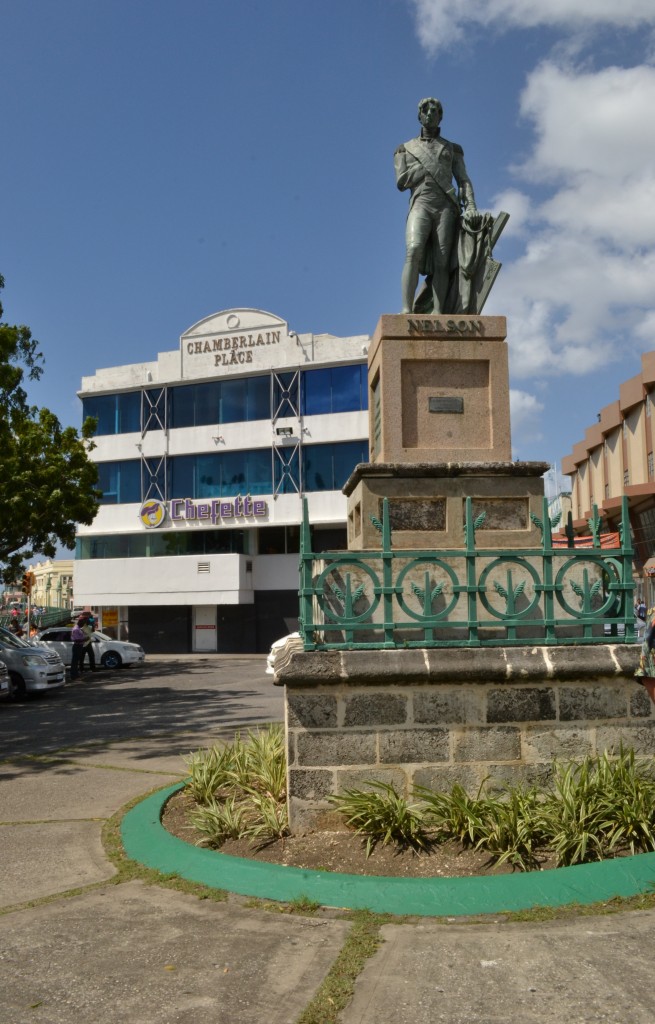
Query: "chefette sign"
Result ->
[[139, 495, 268, 529]]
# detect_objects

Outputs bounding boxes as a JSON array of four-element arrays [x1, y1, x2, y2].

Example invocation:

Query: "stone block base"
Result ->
[[278, 646, 645, 830], [344, 460, 549, 550]]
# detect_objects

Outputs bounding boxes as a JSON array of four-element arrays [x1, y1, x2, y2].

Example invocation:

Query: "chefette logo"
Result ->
[[139, 500, 166, 529]]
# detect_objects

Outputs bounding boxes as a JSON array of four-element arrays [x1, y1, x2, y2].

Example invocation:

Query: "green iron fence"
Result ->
[[299, 495, 636, 650]]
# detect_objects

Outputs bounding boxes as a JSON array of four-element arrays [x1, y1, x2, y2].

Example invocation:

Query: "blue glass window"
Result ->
[[247, 448, 272, 494], [196, 453, 222, 497], [303, 367, 331, 415], [221, 378, 247, 424], [302, 364, 367, 415], [97, 461, 142, 504], [333, 440, 368, 488], [169, 385, 196, 428], [76, 530, 248, 558], [220, 451, 247, 497], [83, 396, 116, 435], [302, 441, 368, 492], [302, 444, 332, 492], [332, 365, 365, 413], [169, 454, 194, 497], [82, 392, 141, 435], [246, 375, 270, 420], [194, 382, 220, 426], [168, 450, 273, 500], [168, 376, 270, 428]]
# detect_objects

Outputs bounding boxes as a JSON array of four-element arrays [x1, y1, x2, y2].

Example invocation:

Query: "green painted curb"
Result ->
[[121, 782, 655, 917]]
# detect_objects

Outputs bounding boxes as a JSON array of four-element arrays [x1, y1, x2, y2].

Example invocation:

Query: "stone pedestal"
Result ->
[[346, 313, 547, 551], [368, 314, 510, 464]]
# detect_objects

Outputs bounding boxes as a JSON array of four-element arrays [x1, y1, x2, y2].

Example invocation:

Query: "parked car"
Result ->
[[0, 658, 11, 701], [0, 627, 66, 698], [36, 628, 146, 670]]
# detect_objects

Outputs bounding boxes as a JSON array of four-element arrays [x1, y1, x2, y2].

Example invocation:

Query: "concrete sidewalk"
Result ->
[[3, 730, 655, 1023]]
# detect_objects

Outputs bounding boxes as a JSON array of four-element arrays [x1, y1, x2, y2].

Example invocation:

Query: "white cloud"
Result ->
[[635, 310, 655, 343], [510, 387, 543, 421], [484, 61, 655, 383], [518, 63, 655, 184], [411, 0, 655, 54], [491, 190, 532, 236], [509, 388, 544, 455]]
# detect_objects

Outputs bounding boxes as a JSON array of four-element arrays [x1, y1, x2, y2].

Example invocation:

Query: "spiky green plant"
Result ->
[[541, 758, 607, 866], [245, 792, 289, 842], [190, 796, 248, 846], [329, 782, 430, 857], [542, 747, 655, 865], [473, 785, 549, 871], [182, 725, 288, 846], [182, 743, 236, 805], [235, 725, 287, 801], [416, 783, 490, 847], [594, 748, 655, 855]]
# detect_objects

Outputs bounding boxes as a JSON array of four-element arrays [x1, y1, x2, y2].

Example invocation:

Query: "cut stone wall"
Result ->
[[277, 645, 647, 830]]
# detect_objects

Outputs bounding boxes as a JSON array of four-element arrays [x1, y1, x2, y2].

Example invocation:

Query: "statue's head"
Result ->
[[418, 97, 443, 128]]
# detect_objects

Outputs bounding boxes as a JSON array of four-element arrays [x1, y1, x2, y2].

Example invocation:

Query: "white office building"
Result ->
[[75, 308, 369, 652]]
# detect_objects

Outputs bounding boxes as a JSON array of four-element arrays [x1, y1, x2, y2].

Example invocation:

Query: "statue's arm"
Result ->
[[394, 144, 424, 192], [452, 145, 477, 213]]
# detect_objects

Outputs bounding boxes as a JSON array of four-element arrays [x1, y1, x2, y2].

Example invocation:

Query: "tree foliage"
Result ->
[[0, 275, 100, 584]]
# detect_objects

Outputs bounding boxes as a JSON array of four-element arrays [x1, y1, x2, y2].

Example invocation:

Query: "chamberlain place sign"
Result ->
[[140, 496, 268, 529], [180, 308, 293, 379]]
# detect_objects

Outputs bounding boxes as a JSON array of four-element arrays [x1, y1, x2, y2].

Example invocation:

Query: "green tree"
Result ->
[[0, 274, 100, 585]]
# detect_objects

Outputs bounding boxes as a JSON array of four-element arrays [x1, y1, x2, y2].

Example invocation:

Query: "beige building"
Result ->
[[27, 559, 74, 610], [562, 352, 655, 599]]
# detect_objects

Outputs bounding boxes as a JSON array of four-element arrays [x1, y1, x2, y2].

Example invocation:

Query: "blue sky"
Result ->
[[2, 0, 655, 495]]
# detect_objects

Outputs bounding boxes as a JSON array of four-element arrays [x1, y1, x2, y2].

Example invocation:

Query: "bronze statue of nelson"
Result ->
[[395, 98, 507, 316]]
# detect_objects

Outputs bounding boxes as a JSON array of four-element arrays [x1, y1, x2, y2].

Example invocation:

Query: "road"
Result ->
[[0, 654, 283, 759]]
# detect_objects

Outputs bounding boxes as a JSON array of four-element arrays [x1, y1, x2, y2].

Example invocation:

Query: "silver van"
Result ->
[[0, 627, 65, 698]]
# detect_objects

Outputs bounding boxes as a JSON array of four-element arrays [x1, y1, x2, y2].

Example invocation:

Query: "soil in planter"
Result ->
[[162, 790, 559, 878]]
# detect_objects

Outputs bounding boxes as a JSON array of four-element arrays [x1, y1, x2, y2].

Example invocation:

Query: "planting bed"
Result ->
[[162, 788, 559, 878]]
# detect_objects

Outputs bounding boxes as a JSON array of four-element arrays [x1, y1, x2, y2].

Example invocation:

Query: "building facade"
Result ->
[[561, 351, 655, 601], [75, 308, 370, 653], [27, 560, 74, 611]]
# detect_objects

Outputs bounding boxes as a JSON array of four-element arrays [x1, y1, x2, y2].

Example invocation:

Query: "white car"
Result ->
[[36, 628, 145, 670]]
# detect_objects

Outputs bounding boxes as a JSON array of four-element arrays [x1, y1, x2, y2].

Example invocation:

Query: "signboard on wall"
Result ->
[[180, 308, 294, 379], [139, 495, 268, 529], [102, 608, 118, 628]]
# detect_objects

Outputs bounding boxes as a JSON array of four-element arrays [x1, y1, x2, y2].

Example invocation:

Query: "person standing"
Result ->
[[70, 622, 86, 680], [79, 613, 97, 673]]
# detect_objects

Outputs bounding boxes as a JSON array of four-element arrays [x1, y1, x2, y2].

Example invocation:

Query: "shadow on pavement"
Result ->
[[0, 657, 281, 761]]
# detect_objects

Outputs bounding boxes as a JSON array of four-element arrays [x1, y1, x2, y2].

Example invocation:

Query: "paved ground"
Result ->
[[3, 657, 655, 1023], [0, 653, 283, 760]]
